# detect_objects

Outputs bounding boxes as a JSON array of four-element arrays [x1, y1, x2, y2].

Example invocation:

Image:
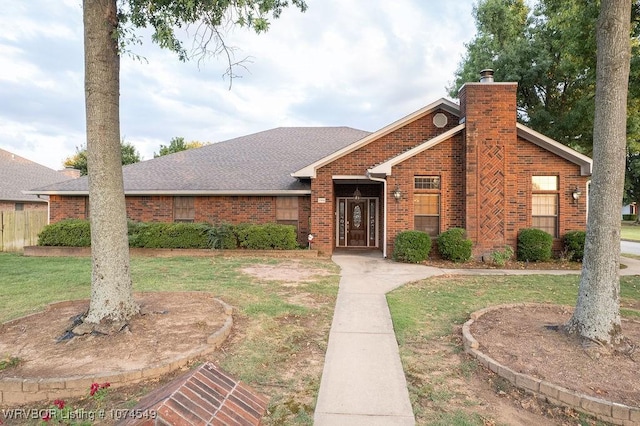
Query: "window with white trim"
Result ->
[[532, 176, 558, 237]]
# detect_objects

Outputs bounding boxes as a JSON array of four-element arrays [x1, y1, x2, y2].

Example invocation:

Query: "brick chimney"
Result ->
[[458, 69, 518, 257]]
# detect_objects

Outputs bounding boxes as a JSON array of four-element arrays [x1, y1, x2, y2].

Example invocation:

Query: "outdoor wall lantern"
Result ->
[[353, 187, 362, 200], [393, 185, 402, 202], [572, 187, 582, 203]]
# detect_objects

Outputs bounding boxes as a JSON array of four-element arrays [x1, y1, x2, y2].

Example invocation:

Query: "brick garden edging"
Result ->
[[462, 303, 640, 425], [0, 296, 234, 405], [23, 246, 321, 258]]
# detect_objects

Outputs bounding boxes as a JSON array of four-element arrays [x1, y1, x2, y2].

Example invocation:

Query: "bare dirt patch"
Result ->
[[470, 304, 640, 408], [0, 292, 228, 379], [241, 260, 333, 284]]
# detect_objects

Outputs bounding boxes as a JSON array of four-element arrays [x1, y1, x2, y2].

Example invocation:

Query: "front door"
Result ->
[[347, 200, 367, 246]]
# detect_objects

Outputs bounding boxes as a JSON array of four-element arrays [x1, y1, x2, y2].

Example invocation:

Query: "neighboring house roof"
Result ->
[[29, 127, 371, 196], [292, 98, 461, 178], [0, 149, 74, 203]]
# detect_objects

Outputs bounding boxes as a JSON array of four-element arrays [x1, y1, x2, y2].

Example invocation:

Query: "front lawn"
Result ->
[[621, 222, 640, 241], [0, 253, 340, 425], [388, 273, 640, 425]]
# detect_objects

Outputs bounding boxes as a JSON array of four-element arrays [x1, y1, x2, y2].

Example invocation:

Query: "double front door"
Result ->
[[337, 198, 378, 247]]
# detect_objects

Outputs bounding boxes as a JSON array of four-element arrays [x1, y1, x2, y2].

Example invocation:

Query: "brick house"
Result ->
[[31, 71, 592, 257], [0, 149, 77, 212]]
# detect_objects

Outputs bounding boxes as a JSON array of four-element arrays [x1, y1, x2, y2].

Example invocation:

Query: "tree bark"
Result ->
[[83, 0, 138, 324], [566, 0, 631, 346]]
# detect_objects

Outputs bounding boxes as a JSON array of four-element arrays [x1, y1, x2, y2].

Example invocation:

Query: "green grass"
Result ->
[[388, 273, 640, 425], [621, 222, 640, 241], [0, 253, 340, 425]]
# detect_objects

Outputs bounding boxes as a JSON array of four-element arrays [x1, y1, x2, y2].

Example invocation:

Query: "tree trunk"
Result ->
[[83, 0, 138, 324], [565, 0, 631, 346]]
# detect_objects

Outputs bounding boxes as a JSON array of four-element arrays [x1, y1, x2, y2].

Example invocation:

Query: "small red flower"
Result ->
[[90, 382, 100, 396], [102, 382, 110, 389], [53, 399, 65, 410], [42, 412, 51, 422]]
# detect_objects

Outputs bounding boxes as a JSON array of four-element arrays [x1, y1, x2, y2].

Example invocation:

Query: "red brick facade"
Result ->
[[48, 78, 589, 258], [49, 195, 311, 245]]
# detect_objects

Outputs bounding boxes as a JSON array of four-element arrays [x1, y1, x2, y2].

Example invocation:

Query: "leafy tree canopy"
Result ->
[[450, 0, 640, 155], [63, 141, 141, 176], [154, 137, 208, 157]]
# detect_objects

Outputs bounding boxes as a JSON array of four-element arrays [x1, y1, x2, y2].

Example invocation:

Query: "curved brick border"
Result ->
[[0, 293, 234, 405], [462, 303, 640, 425]]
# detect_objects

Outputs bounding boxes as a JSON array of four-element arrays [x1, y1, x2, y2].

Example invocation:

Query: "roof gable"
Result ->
[[368, 124, 465, 176], [516, 123, 592, 175], [292, 98, 461, 178], [367, 122, 592, 177]]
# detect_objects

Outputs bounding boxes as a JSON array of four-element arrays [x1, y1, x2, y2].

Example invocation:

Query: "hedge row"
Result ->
[[392, 227, 587, 264], [38, 220, 299, 250]]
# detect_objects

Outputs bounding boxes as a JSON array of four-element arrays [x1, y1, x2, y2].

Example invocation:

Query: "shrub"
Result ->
[[392, 231, 431, 263], [491, 246, 514, 267], [437, 228, 472, 263], [128, 222, 211, 249], [234, 223, 298, 250], [623, 214, 637, 222], [563, 230, 586, 262], [207, 222, 238, 249], [38, 219, 91, 247], [517, 228, 553, 261]]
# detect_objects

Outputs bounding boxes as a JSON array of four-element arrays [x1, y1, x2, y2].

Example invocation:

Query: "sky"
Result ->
[[0, 1, 478, 170]]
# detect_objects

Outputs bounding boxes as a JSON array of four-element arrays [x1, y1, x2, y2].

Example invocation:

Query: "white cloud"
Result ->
[[0, 0, 478, 170]]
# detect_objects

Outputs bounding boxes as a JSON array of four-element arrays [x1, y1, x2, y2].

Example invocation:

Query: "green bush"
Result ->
[[128, 222, 211, 249], [38, 219, 91, 247], [392, 231, 432, 263], [563, 230, 586, 262], [437, 228, 472, 263], [517, 228, 553, 261], [207, 223, 238, 249], [234, 223, 298, 250], [491, 246, 514, 267], [623, 214, 638, 221]]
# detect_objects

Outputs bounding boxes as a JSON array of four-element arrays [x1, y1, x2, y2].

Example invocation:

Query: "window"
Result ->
[[532, 176, 558, 237], [414, 194, 440, 236], [14, 203, 24, 211], [276, 197, 299, 227], [414, 176, 440, 236], [174, 197, 195, 222], [415, 176, 441, 190]]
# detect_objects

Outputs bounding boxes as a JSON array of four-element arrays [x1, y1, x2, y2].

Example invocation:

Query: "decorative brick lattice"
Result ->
[[120, 362, 268, 426], [478, 141, 505, 242]]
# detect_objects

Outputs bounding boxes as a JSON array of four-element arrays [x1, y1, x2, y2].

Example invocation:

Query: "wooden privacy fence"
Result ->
[[0, 210, 48, 252]]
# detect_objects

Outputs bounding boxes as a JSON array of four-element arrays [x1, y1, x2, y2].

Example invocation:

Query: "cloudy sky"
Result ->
[[0, 1, 478, 170]]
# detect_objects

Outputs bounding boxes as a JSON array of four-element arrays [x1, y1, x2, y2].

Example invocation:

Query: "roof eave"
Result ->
[[292, 98, 461, 178], [23, 189, 312, 196], [516, 123, 593, 176]]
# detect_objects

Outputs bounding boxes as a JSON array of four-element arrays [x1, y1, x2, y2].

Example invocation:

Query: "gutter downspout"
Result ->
[[367, 173, 388, 258]]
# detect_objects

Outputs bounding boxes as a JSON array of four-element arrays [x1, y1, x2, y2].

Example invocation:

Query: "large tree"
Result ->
[[154, 136, 207, 157], [565, 0, 632, 348], [450, 0, 640, 155], [81, 0, 306, 328], [63, 141, 141, 176]]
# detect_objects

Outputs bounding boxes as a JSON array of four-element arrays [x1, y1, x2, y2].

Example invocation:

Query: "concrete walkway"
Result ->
[[314, 251, 444, 425], [314, 251, 640, 425]]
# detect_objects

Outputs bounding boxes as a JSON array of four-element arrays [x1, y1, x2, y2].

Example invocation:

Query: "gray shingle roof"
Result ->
[[0, 149, 74, 203], [31, 127, 371, 195]]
